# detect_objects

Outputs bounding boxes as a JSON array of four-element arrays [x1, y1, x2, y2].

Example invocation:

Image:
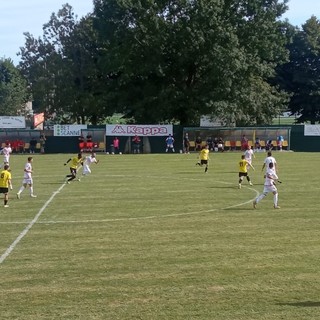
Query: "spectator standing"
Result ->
[[29, 137, 37, 153], [16, 156, 37, 199], [132, 135, 141, 154], [0, 164, 13, 207], [165, 134, 175, 153], [78, 135, 85, 152], [86, 134, 93, 152], [184, 133, 190, 154], [241, 135, 248, 151], [12, 139, 19, 153], [277, 135, 284, 151], [18, 139, 24, 153], [39, 133, 46, 154], [113, 137, 120, 154]]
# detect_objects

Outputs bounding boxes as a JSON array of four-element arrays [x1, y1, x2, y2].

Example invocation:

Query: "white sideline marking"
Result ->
[[0, 187, 259, 225], [0, 183, 66, 265], [0, 175, 259, 264]]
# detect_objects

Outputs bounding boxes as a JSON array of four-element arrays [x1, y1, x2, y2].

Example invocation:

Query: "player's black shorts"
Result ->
[[201, 160, 208, 165], [239, 172, 248, 177], [0, 187, 9, 194], [70, 168, 77, 176]]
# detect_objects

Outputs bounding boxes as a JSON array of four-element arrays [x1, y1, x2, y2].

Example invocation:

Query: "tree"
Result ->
[[277, 16, 320, 123], [93, 0, 290, 125], [0, 58, 29, 115], [19, 4, 109, 125]]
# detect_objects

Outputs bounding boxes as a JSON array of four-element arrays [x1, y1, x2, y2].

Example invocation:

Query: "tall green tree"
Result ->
[[93, 0, 290, 125], [0, 58, 29, 115], [19, 4, 107, 125], [277, 16, 320, 123]]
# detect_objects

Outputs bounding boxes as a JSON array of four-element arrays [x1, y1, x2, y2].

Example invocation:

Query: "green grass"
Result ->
[[272, 116, 297, 125], [0, 151, 319, 319]]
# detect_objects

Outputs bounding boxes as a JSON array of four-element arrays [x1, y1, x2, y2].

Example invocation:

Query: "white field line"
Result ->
[[0, 187, 259, 226], [0, 183, 66, 265], [0, 172, 259, 264]]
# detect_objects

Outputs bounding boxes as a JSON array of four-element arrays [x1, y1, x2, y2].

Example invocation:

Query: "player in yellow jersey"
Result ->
[[196, 145, 210, 173], [0, 164, 13, 207], [238, 155, 255, 189], [64, 153, 83, 183]]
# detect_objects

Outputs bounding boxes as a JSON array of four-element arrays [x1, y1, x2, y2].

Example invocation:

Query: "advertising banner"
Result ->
[[106, 124, 173, 136], [0, 116, 25, 128], [33, 113, 44, 127], [304, 124, 320, 136], [54, 124, 87, 136]]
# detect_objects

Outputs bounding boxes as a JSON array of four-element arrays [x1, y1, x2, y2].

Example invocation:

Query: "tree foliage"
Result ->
[[276, 16, 320, 124], [17, 1, 292, 125], [93, 0, 290, 125], [0, 58, 29, 115], [19, 4, 110, 125]]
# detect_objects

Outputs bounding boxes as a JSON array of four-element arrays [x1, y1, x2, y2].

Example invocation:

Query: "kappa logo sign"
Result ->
[[110, 125, 169, 136]]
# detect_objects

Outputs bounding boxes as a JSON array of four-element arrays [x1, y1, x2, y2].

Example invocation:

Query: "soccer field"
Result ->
[[0, 151, 319, 320]]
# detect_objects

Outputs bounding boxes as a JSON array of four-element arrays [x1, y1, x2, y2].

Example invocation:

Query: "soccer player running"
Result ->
[[0, 164, 13, 207], [82, 153, 99, 176], [238, 154, 255, 189], [244, 145, 255, 169], [253, 162, 280, 209], [196, 145, 210, 173], [262, 151, 277, 174], [16, 156, 37, 199], [64, 153, 83, 183], [0, 142, 12, 167]]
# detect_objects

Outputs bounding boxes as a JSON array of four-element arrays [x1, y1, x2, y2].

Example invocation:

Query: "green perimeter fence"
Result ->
[[0, 124, 317, 153]]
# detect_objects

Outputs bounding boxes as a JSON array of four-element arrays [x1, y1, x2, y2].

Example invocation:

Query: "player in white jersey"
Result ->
[[0, 143, 12, 166], [261, 151, 277, 174], [82, 153, 99, 176], [244, 145, 255, 168], [16, 157, 37, 199], [253, 162, 280, 209]]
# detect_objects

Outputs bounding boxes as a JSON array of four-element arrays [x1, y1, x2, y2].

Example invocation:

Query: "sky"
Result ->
[[0, 0, 319, 65], [0, 0, 93, 64]]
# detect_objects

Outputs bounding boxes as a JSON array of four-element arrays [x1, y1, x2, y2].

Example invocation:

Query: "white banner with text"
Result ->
[[304, 124, 320, 136], [0, 116, 25, 128], [54, 124, 87, 136], [106, 124, 173, 136]]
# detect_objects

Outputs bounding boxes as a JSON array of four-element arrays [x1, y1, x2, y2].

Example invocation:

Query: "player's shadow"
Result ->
[[276, 301, 320, 308]]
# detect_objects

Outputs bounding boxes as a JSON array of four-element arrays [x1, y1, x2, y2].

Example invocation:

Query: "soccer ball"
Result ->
[[119, 152, 122, 155]]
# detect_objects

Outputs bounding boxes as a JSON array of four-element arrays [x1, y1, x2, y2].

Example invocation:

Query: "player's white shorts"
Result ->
[[3, 155, 9, 163], [22, 178, 33, 185], [263, 185, 277, 194], [83, 164, 91, 175]]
